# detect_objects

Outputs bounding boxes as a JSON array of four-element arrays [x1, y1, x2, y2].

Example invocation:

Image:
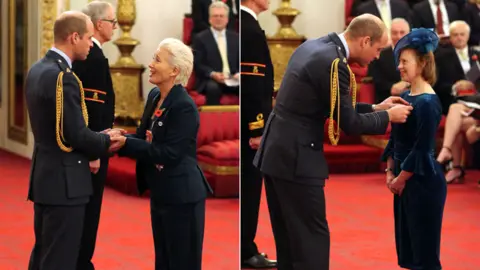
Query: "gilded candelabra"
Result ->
[[268, 0, 306, 91], [110, 0, 145, 127]]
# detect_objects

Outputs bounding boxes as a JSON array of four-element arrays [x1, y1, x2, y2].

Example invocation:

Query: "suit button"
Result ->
[[310, 143, 315, 147], [78, 161, 81, 164]]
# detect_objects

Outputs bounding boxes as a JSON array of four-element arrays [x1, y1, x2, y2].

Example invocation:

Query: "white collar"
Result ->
[[92, 37, 102, 49], [241, 6, 257, 21], [211, 27, 226, 37], [50, 47, 72, 68], [338, 33, 350, 59]]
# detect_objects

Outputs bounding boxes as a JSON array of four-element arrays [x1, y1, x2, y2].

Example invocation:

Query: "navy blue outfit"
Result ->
[[382, 91, 447, 270]]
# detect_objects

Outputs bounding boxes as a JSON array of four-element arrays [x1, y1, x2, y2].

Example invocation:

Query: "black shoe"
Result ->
[[241, 253, 277, 269]]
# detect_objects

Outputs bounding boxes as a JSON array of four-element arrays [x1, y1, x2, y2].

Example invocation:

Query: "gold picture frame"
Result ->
[[7, 0, 28, 144]]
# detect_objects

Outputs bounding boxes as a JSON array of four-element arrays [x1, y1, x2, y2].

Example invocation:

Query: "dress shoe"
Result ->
[[241, 253, 277, 269]]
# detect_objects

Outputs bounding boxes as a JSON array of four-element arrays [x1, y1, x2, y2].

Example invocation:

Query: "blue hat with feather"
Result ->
[[393, 28, 439, 68]]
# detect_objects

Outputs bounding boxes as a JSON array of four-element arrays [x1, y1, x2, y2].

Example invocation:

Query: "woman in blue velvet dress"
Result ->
[[382, 28, 447, 270]]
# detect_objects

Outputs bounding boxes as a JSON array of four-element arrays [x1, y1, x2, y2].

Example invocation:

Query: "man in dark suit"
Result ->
[[25, 11, 122, 270], [253, 14, 413, 270], [192, 0, 236, 37], [353, 0, 411, 28], [240, 0, 277, 268], [369, 18, 411, 103], [192, 1, 239, 105], [410, 0, 462, 38], [72, 1, 118, 269], [435, 20, 480, 113]]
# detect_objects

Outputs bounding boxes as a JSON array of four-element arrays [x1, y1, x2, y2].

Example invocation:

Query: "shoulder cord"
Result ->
[[328, 58, 357, 146], [55, 72, 89, 152]]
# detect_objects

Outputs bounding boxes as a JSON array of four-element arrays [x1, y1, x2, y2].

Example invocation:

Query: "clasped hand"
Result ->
[[89, 128, 127, 173], [386, 172, 406, 195], [101, 128, 127, 152]]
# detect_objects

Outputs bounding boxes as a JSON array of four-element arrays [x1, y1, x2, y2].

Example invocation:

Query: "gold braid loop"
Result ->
[[55, 71, 89, 152], [328, 58, 357, 146]]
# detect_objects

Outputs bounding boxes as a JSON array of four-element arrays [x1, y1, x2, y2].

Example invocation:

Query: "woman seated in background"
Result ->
[[113, 38, 212, 270], [382, 28, 447, 270], [437, 80, 480, 183]]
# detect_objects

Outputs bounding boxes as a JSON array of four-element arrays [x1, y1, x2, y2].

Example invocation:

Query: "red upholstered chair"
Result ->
[[183, 15, 193, 45], [220, 94, 239, 105], [196, 105, 239, 197], [345, 0, 355, 27], [357, 78, 375, 104], [323, 120, 383, 173], [186, 72, 207, 107], [349, 61, 368, 83]]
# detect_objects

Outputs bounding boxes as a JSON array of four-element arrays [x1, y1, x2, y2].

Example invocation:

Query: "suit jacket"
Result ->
[[240, 9, 274, 141], [350, 0, 371, 16], [192, 28, 239, 93], [119, 85, 212, 204], [410, 0, 462, 32], [368, 47, 401, 103], [464, 3, 480, 46], [253, 33, 389, 184], [72, 43, 115, 132], [434, 45, 480, 114], [26, 50, 111, 206], [191, 0, 235, 35], [354, 0, 411, 22]]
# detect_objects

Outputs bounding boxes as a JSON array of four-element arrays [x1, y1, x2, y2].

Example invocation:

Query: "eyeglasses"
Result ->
[[102, 19, 117, 26]]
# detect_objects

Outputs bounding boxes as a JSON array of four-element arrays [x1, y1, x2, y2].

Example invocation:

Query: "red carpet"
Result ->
[[255, 173, 480, 269], [1, 149, 479, 269], [0, 150, 238, 269]]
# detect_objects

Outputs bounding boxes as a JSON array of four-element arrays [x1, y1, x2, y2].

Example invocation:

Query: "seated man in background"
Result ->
[[191, 0, 236, 38], [192, 1, 239, 105], [435, 20, 480, 114], [368, 18, 410, 103]]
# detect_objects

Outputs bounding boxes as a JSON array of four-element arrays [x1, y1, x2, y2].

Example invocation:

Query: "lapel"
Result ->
[[207, 29, 223, 66], [368, 1, 381, 18], [468, 47, 478, 65], [423, 2, 435, 27], [226, 31, 235, 71], [449, 46, 464, 75], [151, 85, 183, 127]]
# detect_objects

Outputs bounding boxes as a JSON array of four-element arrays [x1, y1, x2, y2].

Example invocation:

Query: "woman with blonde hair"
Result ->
[[115, 38, 212, 270], [382, 28, 447, 270]]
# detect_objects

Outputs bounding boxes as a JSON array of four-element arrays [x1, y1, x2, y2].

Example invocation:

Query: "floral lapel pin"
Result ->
[[472, 54, 478, 61], [154, 108, 165, 118]]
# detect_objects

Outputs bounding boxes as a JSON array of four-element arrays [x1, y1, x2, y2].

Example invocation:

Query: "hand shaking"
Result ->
[[102, 128, 127, 137], [89, 159, 100, 174], [249, 136, 262, 150], [146, 130, 152, 143], [109, 135, 126, 152]]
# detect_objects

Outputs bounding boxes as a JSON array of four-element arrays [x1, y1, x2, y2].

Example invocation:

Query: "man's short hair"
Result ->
[[82, 0, 113, 25], [54, 11, 90, 42], [346, 14, 386, 44], [209, 1, 230, 17], [449, 20, 471, 34]]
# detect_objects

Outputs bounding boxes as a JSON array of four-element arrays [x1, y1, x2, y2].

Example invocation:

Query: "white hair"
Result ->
[[209, 1, 230, 17], [82, 0, 113, 25], [449, 20, 471, 34], [391, 18, 410, 29], [157, 38, 193, 86]]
